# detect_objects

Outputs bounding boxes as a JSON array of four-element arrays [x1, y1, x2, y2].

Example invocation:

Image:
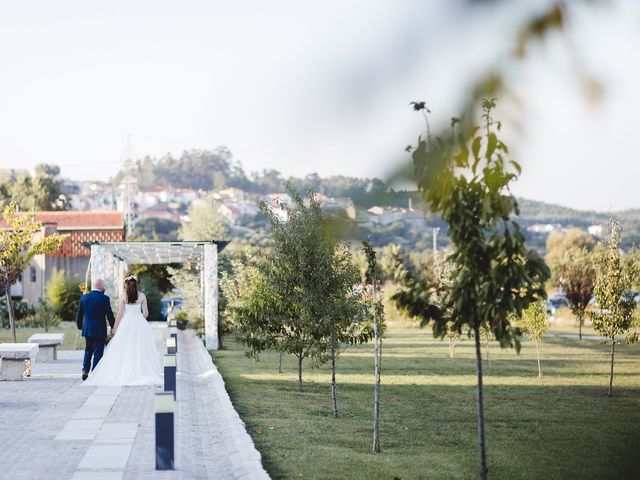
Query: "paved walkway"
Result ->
[[0, 323, 270, 480]]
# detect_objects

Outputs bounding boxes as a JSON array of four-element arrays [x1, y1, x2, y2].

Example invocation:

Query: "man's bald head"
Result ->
[[92, 279, 106, 292]]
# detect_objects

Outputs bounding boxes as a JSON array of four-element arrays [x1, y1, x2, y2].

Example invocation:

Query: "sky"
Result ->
[[0, 0, 638, 212]]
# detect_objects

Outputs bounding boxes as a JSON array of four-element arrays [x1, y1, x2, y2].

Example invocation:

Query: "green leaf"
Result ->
[[486, 132, 497, 159]]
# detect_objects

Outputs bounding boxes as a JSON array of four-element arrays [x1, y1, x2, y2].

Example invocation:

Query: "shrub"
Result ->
[[46, 269, 82, 321], [0, 297, 35, 328], [18, 301, 61, 331]]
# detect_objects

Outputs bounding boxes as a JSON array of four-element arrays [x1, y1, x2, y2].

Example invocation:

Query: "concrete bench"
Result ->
[[28, 333, 65, 361], [0, 343, 39, 381]]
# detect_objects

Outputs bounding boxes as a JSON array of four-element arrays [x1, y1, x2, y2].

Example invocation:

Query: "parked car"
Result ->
[[546, 294, 569, 315]]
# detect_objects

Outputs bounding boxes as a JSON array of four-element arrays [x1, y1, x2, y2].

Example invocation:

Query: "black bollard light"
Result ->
[[155, 391, 175, 470], [164, 354, 176, 399], [166, 337, 176, 355]]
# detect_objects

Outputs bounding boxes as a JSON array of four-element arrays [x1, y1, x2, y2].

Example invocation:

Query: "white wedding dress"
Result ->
[[83, 295, 162, 387]]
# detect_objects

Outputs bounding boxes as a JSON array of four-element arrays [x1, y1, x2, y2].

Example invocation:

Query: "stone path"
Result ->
[[0, 323, 270, 480]]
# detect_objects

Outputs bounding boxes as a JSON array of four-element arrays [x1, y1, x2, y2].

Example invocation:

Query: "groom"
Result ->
[[76, 278, 115, 381]]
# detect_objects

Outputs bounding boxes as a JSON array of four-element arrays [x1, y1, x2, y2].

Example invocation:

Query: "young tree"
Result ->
[[589, 217, 636, 396], [363, 241, 384, 452], [402, 99, 549, 480], [233, 186, 367, 395], [0, 204, 67, 342], [552, 248, 596, 340], [324, 244, 369, 416], [431, 249, 459, 357], [520, 299, 550, 377]]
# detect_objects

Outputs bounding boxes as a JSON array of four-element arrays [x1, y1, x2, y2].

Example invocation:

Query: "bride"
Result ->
[[83, 274, 162, 386]]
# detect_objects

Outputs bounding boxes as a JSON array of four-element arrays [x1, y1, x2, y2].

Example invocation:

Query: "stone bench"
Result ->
[[27, 333, 65, 361], [0, 343, 39, 381]]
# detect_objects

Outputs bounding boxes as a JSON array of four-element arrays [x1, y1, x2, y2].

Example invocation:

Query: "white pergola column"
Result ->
[[203, 243, 219, 350], [90, 245, 125, 313]]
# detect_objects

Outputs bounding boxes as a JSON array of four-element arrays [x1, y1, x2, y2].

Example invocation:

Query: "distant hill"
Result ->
[[111, 148, 640, 250], [515, 198, 640, 250]]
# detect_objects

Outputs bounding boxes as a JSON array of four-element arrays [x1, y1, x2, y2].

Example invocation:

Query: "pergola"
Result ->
[[88, 241, 228, 350]]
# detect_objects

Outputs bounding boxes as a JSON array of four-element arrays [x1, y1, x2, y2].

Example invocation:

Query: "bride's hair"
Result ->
[[124, 274, 138, 304]]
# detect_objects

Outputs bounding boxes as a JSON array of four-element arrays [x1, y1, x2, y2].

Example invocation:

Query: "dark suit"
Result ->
[[76, 289, 115, 373]]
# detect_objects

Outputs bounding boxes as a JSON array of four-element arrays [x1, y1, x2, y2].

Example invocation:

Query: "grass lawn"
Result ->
[[0, 321, 80, 350], [213, 323, 640, 480]]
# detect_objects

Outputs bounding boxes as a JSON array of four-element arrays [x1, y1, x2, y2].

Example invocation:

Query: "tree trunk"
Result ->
[[6, 287, 17, 343], [297, 356, 303, 392], [608, 336, 615, 397], [331, 335, 338, 417], [474, 327, 489, 480], [449, 337, 455, 358], [278, 350, 283, 373], [535, 339, 542, 378], [373, 320, 381, 453], [578, 317, 583, 341]]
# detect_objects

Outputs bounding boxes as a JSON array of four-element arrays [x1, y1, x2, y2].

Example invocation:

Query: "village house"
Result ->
[[1, 211, 125, 304]]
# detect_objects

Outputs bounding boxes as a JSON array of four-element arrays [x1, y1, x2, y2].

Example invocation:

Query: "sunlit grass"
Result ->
[[0, 321, 79, 350], [214, 325, 640, 480]]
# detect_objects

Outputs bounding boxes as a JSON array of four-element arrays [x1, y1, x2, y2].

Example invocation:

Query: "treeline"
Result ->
[[517, 198, 640, 250], [111, 148, 415, 209], [113, 147, 640, 249], [0, 164, 69, 211]]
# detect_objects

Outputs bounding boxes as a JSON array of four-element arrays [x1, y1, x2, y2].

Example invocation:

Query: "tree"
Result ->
[[363, 241, 384, 452], [233, 186, 367, 395], [623, 246, 640, 291], [545, 228, 596, 270], [431, 248, 459, 358], [167, 261, 205, 335], [520, 299, 550, 377], [324, 242, 368, 417], [401, 99, 549, 480], [177, 197, 228, 338], [552, 248, 596, 340], [589, 217, 636, 397], [0, 204, 67, 342], [46, 269, 83, 322], [0, 165, 69, 211], [179, 198, 228, 241], [138, 276, 163, 321]]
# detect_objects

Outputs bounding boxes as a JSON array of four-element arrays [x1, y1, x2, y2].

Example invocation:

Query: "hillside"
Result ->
[[111, 149, 640, 251]]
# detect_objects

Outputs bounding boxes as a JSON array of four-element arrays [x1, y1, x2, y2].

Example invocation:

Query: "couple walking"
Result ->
[[75, 274, 162, 386]]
